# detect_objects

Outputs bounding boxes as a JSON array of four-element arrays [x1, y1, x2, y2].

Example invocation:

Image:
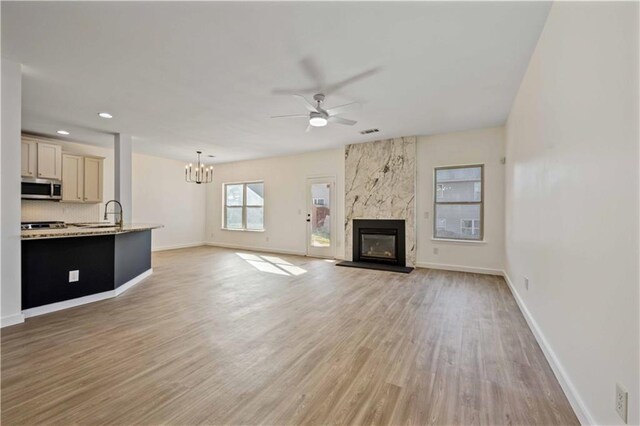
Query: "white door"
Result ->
[[306, 177, 335, 258]]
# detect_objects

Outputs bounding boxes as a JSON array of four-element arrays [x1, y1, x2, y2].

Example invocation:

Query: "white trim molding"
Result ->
[[114, 268, 153, 296], [152, 242, 206, 252], [207, 242, 306, 257], [22, 268, 153, 319], [502, 270, 595, 426], [1, 313, 25, 328], [415, 261, 503, 276]]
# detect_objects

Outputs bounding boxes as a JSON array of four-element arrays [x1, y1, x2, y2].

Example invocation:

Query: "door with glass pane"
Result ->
[[306, 177, 335, 258]]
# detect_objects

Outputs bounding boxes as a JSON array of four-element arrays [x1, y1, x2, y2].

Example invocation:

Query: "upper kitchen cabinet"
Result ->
[[61, 154, 104, 203], [83, 157, 104, 203], [36, 141, 62, 180], [21, 139, 37, 178], [61, 154, 84, 202]]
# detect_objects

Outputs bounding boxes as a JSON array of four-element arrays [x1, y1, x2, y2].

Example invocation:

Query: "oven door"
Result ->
[[21, 179, 62, 200]]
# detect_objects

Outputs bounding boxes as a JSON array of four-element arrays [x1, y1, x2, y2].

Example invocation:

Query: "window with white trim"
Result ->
[[433, 165, 483, 240], [460, 219, 481, 237], [224, 182, 264, 230]]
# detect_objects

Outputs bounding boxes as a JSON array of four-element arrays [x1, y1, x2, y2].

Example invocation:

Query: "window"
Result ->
[[434, 165, 483, 240], [460, 219, 480, 237], [224, 182, 264, 230]]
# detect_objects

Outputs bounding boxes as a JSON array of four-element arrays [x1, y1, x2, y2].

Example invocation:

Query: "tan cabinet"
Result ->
[[36, 142, 62, 180], [83, 157, 103, 203], [61, 155, 103, 204], [21, 139, 37, 178], [61, 154, 84, 202]]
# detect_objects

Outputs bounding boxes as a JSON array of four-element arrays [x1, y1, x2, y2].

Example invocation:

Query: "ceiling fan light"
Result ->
[[309, 116, 328, 127]]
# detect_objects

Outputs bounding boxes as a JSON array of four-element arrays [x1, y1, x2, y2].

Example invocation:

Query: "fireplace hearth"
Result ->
[[337, 219, 413, 273]]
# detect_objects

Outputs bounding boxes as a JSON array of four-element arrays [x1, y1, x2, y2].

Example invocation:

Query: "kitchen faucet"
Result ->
[[103, 200, 124, 227]]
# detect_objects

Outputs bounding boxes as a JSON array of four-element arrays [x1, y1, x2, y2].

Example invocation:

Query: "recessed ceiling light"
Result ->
[[56, 130, 70, 135], [98, 112, 113, 119]]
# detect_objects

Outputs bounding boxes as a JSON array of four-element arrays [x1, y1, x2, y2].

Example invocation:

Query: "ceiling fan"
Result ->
[[271, 93, 361, 132]]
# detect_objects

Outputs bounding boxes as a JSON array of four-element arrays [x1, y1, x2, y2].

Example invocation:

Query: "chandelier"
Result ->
[[185, 151, 213, 184]]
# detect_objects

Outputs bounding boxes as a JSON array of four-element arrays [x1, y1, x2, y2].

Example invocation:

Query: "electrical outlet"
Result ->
[[69, 270, 79, 283], [265, 236, 270, 242], [424, 211, 429, 219], [433, 247, 439, 255], [524, 277, 529, 291], [616, 383, 628, 423]]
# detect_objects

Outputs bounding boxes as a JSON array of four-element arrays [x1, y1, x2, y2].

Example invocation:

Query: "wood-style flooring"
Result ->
[[1, 246, 578, 425]]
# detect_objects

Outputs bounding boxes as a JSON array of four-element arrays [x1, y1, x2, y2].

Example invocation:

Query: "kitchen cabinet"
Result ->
[[36, 142, 62, 180], [83, 157, 103, 203], [61, 154, 84, 202], [61, 155, 104, 203], [21, 139, 37, 178]]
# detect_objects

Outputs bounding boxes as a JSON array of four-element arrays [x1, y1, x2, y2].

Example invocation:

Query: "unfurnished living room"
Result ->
[[1, 1, 638, 425]]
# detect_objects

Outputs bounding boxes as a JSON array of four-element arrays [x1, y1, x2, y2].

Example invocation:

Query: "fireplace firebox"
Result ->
[[337, 219, 413, 273]]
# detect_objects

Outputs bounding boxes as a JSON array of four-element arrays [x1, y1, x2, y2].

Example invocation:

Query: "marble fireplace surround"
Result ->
[[344, 136, 416, 266]]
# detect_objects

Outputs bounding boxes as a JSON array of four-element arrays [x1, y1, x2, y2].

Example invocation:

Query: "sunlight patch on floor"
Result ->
[[236, 253, 307, 276]]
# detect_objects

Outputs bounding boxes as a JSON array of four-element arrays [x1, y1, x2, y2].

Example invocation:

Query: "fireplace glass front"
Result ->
[[360, 233, 396, 260]]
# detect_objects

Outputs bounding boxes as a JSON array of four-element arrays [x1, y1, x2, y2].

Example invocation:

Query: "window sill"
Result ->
[[221, 228, 265, 233], [431, 238, 486, 244]]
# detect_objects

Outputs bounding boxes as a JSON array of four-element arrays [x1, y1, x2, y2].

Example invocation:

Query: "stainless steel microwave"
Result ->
[[21, 178, 62, 200]]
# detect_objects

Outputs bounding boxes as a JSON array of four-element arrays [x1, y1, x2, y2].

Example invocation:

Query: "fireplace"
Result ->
[[337, 219, 413, 273]]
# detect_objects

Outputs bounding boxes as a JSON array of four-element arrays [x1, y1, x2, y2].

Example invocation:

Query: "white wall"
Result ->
[[21, 136, 115, 222], [416, 127, 505, 274], [505, 2, 639, 425], [206, 149, 345, 256], [132, 153, 207, 251], [1, 58, 24, 326]]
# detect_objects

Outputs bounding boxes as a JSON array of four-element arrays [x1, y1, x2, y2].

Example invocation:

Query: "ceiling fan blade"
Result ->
[[300, 57, 325, 90], [305, 124, 312, 133], [323, 67, 381, 94], [271, 86, 320, 95], [271, 114, 309, 119], [326, 102, 361, 117], [328, 116, 357, 126], [293, 94, 318, 112]]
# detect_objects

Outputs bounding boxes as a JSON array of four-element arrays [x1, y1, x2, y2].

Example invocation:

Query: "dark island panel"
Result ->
[[21, 230, 153, 310], [22, 235, 116, 309], [114, 230, 151, 288]]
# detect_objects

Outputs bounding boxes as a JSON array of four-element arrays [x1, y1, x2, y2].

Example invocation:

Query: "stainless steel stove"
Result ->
[[21, 221, 67, 230]]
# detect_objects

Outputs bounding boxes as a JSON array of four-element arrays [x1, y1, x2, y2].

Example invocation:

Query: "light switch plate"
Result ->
[[69, 270, 79, 283]]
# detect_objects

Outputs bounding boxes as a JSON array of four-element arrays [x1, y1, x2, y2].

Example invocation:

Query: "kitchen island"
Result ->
[[21, 223, 162, 316]]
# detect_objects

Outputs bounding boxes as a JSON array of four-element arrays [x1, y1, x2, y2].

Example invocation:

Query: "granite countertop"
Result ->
[[21, 223, 164, 240]]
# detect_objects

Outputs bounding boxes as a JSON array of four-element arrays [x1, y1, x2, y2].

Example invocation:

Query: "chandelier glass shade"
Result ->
[[185, 151, 213, 184]]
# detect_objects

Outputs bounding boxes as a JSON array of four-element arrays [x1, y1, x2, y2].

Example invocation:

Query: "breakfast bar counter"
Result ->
[[21, 224, 163, 315]]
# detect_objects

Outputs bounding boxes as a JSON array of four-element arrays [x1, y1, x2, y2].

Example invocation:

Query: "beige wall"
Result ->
[[504, 2, 639, 424], [206, 149, 345, 256], [132, 153, 206, 251], [416, 127, 505, 273]]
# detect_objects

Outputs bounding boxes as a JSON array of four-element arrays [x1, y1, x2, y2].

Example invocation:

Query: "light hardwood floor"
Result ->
[[1, 246, 578, 425]]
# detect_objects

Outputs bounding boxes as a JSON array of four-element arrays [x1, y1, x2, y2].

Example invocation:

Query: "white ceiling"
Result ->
[[2, 1, 551, 163]]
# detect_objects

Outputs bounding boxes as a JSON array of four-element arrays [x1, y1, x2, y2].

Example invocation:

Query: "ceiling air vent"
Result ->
[[360, 128, 379, 135]]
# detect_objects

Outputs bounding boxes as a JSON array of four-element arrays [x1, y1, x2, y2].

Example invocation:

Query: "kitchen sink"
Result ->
[[70, 223, 118, 228]]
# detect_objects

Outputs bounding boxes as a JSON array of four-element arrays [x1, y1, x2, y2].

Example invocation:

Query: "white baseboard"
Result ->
[[22, 268, 153, 319], [115, 268, 153, 296], [152, 242, 206, 252], [1, 313, 25, 328], [502, 270, 595, 426], [415, 261, 503, 276], [206, 242, 307, 257]]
